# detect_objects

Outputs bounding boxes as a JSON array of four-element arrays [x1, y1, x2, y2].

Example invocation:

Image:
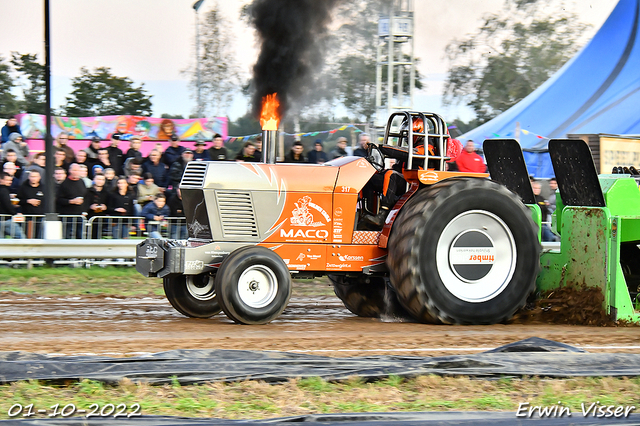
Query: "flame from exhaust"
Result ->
[[260, 93, 280, 131]]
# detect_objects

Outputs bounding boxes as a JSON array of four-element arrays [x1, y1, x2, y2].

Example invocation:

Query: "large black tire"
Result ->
[[215, 246, 292, 325], [163, 273, 221, 318], [387, 178, 541, 324], [329, 275, 387, 318]]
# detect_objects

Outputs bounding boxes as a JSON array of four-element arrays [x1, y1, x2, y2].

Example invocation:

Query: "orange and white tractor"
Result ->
[[136, 111, 541, 325]]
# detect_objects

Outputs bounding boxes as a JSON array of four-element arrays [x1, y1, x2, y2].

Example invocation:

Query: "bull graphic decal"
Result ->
[[290, 196, 331, 228]]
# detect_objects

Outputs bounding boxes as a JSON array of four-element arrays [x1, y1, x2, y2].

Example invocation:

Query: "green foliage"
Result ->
[[161, 113, 185, 119], [443, 0, 589, 124], [64, 67, 152, 117], [0, 56, 19, 118], [10, 52, 46, 114]]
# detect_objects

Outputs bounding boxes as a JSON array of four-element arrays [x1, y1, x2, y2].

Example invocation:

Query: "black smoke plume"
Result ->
[[250, 0, 339, 119]]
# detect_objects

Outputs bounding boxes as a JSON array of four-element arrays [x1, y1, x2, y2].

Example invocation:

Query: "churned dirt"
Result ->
[[1, 290, 639, 357]]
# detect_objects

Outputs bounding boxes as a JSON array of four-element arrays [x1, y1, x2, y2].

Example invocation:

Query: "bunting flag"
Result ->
[[521, 129, 549, 140], [225, 124, 364, 143]]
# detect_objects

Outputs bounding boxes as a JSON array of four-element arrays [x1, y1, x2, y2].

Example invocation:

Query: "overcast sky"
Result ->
[[0, 0, 618, 121]]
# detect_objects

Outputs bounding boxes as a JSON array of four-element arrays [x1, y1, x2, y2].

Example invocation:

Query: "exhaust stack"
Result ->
[[260, 93, 280, 164]]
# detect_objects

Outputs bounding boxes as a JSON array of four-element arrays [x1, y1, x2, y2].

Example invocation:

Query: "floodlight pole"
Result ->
[[193, 0, 205, 118]]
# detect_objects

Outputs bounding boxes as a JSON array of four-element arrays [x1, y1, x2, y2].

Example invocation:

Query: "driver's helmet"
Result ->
[[400, 116, 435, 155]]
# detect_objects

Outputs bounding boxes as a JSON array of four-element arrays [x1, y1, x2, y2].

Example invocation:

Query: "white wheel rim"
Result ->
[[238, 265, 278, 308], [186, 275, 216, 301], [435, 210, 517, 303]]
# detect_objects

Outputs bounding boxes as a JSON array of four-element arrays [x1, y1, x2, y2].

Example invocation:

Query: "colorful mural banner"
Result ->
[[225, 124, 364, 142], [16, 114, 228, 141]]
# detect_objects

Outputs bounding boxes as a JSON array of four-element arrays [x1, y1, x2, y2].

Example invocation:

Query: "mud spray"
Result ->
[[249, 0, 340, 118]]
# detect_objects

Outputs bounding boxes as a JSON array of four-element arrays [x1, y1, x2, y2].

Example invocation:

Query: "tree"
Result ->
[[64, 67, 152, 117], [10, 52, 45, 114], [443, 0, 589, 124], [161, 113, 185, 119], [0, 56, 18, 117], [188, 3, 241, 117]]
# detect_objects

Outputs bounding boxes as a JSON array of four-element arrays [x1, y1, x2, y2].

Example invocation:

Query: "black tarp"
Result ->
[[0, 338, 638, 385]]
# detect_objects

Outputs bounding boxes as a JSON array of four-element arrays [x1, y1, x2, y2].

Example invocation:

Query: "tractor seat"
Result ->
[[379, 145, 426, 169]]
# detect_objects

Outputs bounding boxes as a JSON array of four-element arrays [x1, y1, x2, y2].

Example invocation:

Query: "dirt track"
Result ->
[[1, 292, 639, 357]]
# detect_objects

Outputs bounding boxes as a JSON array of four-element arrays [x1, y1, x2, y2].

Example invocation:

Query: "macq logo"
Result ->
[[280, 229, 329, 239]]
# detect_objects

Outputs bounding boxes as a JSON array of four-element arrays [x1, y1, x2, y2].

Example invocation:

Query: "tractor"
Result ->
[[136, 111, 542, 325]]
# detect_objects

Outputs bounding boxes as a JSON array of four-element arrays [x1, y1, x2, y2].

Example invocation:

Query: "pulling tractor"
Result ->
[[136, 111, 542, 325]]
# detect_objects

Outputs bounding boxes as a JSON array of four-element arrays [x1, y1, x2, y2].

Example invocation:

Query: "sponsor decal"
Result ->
[[145, 245, 158, 258], [449, 247, 496, 264], [338, 254, 364, 262], [185, 260, 204, 271], [188, 220, 209, 238], [296, 253, 305, 261], [357, 159, 368, 168], [335, 207, 343, 217], [290, 196, 331, 227], [326, 263, 352, 268], [280, 229, 329, 239], [420, 171, 439, 183]]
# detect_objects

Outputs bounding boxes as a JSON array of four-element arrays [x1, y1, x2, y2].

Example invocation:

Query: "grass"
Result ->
[[0, 266, 335, 297], [1, 376, 639, 420]]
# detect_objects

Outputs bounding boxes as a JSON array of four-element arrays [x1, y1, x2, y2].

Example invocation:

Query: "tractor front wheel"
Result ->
[[387, 178, 540, 324], [163, 273, 221, 318]]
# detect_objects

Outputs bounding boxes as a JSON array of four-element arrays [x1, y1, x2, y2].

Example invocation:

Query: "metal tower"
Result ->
[[375, 0, 415, 128]]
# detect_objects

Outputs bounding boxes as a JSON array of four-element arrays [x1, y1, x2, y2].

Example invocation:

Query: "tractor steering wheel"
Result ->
[[366, 143, 385, 172]]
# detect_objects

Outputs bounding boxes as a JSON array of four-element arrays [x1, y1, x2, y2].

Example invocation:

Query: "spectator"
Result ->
[[54, 132, 76, 163], [163, 134, 186, 167], [3, 162, 20, 194], [123, 157, 144, 178], [235, 142, 258, 162], [2, 150, 23, 184], [142, 193, 170, 239], [532, 180, 557, 242], [353, 133, 370, 157], [75, 149, 95, 173], [193, 140, 210, 161], [21, 152, 46, 186], [107, 133, 124, 175], [107, 176, 135, 239], [17, 169, 44, 238], [1, 117, 22, 144], [53, 167, 67, 193], [78, 164, 93, 188], [3, 133, 29, 166], [103, 168, 117, 192], [0, 171, 25, 238], [330, 137, 349, 159], [137, 172, 160, 208], [56, 163, 88, 239], [142, 149, 168, 190], [207, 134, 228, 161], [308, 139, 328, 164], [168, 189, 187, 239], [455, 140, 487, 173], [54, 148, 69, 172], [125, 136, 143, 162], [127, 172, 142, 215], [548, 177, 558, 214], [254, 136, 263, 162], [169, 149, 193, 191], [86, 173, 109, 238], [95, 148, 112, 170], [284, 141, 306, 163], [84, 136, 102, 160]]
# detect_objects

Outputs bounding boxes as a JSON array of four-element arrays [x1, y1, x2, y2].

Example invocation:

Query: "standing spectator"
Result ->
[[75, 149, 95, 173], [95, 148, 112, 170], [107, 176, 135, 239], [163, 134, 186, 167], [3, 133, 29, 166], [84, 136, 102, 160], [53, 167, 67, 193], [18, 169, 45, 238], [142, 149, 168, 190], [1, 117, 22, 144], [3, 162, 20, 194], [548, 177, 558, 214], [54, 132, 76, 164], [124, 157, 143, 178], [78, 164, 93, 188], [307, 140, 328, 164], [127, 172, 142, 215], [21, 152, 46, 186], [86, 174, 109, 239], [354, 133, 370, 157], [137, 173, 160, 208], [56, 163, 88, 239], [2, 151, 23, 182], [207, 134, 228, 161], [0, 171, 25, 238], [253, 136, 263, 162], [168, 189, 187, 239], [103, 168, 117, 192], [169, 150, 193, 191], [532, 180, 557, 242], [284, 141, 306, 163], [235, 142, 258, 162], [455, 140, 487, 173], [54, 148, 69, 172], [142, 193, 170, 239], [330, 137, 349, 159], [107, 133, 124, 175], [193, 140, 210, 161], [125, 136, 143, 162]]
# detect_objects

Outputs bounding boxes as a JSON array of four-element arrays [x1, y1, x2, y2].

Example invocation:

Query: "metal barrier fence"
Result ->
[[0, 215, 186, 240]]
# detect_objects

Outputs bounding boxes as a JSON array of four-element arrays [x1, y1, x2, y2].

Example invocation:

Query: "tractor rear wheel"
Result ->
[[387, 178, 540, 324], [163, 273, 221, 318], [215, 246, 292, 325], [329, 275, 406, 318]]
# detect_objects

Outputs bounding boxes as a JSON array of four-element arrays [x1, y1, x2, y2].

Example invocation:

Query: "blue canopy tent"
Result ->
[[460, 0, 640, 177]]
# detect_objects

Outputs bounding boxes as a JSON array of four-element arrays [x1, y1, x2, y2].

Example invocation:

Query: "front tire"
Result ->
[[387, 178, 540, 324], [163, 273, 221, 318], [215, 246, 292, 325]]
